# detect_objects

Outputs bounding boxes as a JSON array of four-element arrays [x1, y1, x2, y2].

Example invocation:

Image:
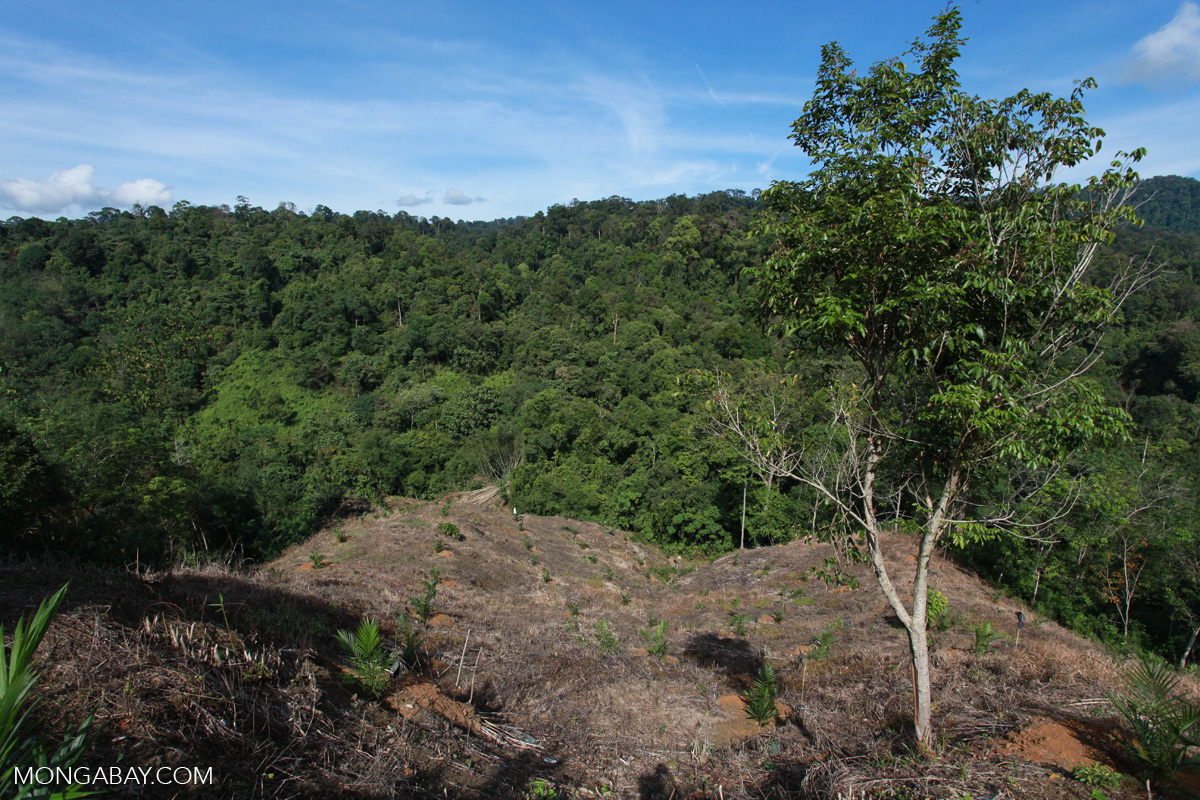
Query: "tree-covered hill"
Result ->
[[4, 181, 1200, 660]]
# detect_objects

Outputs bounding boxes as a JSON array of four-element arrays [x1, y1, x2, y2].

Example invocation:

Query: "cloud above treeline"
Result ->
[[1123, 1, 1200, 86], [0, 165, 173, 216], [396, 189, 487, 208]]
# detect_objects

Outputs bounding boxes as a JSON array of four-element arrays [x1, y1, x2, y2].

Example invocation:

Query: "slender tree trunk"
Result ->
[[740, 480, 747, 550], [908, 623, 933, 744], [1181, 626, 1199, 670]]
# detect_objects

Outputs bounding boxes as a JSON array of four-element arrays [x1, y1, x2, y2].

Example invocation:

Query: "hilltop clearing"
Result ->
[[8, 495, 1193, 798]]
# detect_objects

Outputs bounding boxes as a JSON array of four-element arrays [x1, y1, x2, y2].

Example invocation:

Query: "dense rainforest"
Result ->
[[3, 177, 1200, 661]]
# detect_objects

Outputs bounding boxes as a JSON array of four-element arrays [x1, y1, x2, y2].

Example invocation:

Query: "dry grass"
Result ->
[[4, 496, 1179, 799]]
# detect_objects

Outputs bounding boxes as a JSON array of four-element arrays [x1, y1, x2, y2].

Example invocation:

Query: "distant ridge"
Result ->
[[1130, 175, 1200, 234]]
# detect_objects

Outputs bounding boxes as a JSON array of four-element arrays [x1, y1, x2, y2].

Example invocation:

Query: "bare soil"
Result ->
[[7, 492, 1191, 798]]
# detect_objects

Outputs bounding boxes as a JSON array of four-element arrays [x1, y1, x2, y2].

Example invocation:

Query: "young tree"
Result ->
[[718, 9, 1153, 744]]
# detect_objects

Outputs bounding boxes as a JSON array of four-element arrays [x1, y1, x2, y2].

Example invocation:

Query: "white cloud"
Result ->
[[109, 178, 173, 208], [0, 164, 173, 215], [1123, 2, 1200, 86], [397, 191, 434, 207], [443, 188, 484, 205]]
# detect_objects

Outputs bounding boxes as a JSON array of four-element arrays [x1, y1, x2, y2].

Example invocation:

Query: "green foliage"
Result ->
[[927, 590, 950, 631], [592, 621, 622, 655], [744, 663, 781, 724], [309, 552, 326, 569], [971, 622, 1003, 654], [809, 618, 846, 661], [1, 585, 94, 799], [639, 617, 669, 659], [335, 618, 392, 699], [1072, 763, 1122, 790], [1107, 655, 1200, 783], [438, 522, 463, 541], [410, 568, 441, 626], [728, 611, 749, 637]]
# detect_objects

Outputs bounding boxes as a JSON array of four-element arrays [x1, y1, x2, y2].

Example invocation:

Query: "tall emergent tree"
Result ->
[[717, 9, 1153, 744]]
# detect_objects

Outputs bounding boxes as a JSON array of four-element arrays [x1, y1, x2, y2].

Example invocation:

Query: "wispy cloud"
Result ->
[[443, 188, 485, 205], [1122, 1, 1200, 86], [397, 192, 434, 207]]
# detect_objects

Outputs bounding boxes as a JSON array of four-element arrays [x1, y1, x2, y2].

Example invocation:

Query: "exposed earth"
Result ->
[[7, 491, 1196, 798]]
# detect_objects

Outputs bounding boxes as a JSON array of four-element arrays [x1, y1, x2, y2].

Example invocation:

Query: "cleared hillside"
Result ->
[[9, 493, 1191, 798]]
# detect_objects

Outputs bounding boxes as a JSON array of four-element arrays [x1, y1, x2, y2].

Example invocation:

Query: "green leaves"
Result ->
[[1107, 655, 1200, 782]]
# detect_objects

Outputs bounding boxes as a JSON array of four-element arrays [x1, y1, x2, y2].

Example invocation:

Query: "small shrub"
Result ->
[[542, 568, 551, 583], [584, 554, 598, 564], [1107, 654, 1200, 784], [640, 618, 669, 659], [335, 527, 350, 543], [524, 537, 533, 550], [410, 568, 441, 625], [603, 566, 615, 582], [335, 618, 392, 698], [810, 618, 846, 660], [728, 611, 749, 637], [972, 621, 1003, 654], [744, 663, 780, 724], [433, 537, 444, 553], [927, 590, 950, 630], [620, 591, 631, 606], [439, 521, 463, 540], [593, 621, 622, 654], [310, 551, 326, 569], [1073, 763, 1121, 790], [567, 600, 579, 617], [530, 554, 538, 566]]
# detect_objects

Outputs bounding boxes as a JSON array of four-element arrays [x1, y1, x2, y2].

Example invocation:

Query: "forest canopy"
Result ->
[[3, 177, 1200, 662]]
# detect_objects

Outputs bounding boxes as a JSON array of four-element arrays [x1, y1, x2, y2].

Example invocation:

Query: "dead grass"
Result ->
[[4, 497, 1178, 799]]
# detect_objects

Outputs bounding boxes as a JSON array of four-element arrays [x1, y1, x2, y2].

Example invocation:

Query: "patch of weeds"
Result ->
[[410, 567, 441, 625], [309, 551, 326, 569], [567, 600, 580, 617], [620, 591, 631, 606], [439, 521, 463, 541], [810, 557, 858, 589], [732, 553, 740, 567], [744, 662, 780, 724], [759, 561, 772, 576], [335, 526, 350, 543], [971, 621, 1003, 654], [433, 537, 444, 553], [542, 568, 551, 583], [441, 499, 451, 517], [603, 566, 615, 582], [728, 611, 749, 637], [809, 617, 846, 660], [584, 554, 598, 564], [1073, 763, 1121, 793], [772, 607, 785, 624], [646, 564, 695, 583], [576, 539, 589, 550], [526, 779, 560, 799], [335, 618, 392, 698], [530, 553, 538, 566], [640, 617, 669, 659], [593, 620, 622, 654], [524, 537, 533, 550]]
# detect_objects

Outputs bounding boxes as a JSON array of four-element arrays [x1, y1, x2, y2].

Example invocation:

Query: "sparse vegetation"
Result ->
[[593, 621, 622, 654], [972, 622, 1003, 654], [439, 522, 463, 541], [640, 617, 669, 659], [335, 618, 392, 698], [1107, 654, 1200, 784], [0, 585, 92, 798], [309, 551, 326, 569], [810, 617, 846, 660], [410, 567, 441, 625], [744, 662, 780, 724]]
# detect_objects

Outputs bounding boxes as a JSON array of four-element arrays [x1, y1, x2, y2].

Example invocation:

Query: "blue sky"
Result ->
[[2, 1, 1198, 221]]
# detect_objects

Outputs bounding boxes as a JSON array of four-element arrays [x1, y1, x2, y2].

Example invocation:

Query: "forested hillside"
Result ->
[[3, 181, 1200, 659]]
